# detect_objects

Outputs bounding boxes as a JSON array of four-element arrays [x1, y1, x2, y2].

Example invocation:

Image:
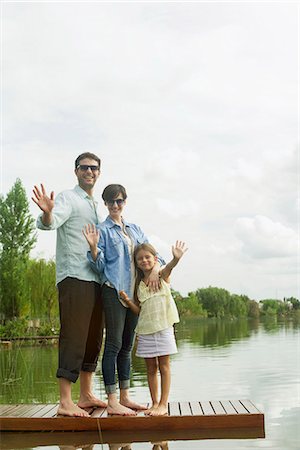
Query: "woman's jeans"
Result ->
[[102, 285, 138, 394]]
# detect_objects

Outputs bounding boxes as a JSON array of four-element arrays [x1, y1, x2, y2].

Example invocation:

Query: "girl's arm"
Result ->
[[119, 291, 141, 315], [160, 241, 188, 282]]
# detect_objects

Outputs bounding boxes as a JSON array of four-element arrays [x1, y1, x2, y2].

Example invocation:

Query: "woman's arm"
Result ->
[[83, 223, 100, 261], [119, 291, 141, 315], [84, 224, 107, 274]]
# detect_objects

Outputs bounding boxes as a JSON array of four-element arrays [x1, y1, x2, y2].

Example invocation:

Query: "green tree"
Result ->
[[195, 286, 231, 318], [0, 179, 37, 320], [25, 258, 57, 321]]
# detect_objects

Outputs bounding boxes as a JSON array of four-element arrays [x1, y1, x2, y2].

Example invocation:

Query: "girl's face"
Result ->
[[105, 194, 126, 220], [135, 249, 157, 272]]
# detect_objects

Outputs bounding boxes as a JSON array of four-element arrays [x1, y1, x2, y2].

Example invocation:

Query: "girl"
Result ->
[[120, 240, 188, 416]]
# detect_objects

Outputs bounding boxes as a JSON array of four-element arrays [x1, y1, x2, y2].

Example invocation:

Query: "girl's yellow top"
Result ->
[[135, 278, 180, 335]]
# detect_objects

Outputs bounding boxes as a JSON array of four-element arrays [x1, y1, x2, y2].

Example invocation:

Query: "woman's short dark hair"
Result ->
[[75, 152, 101, 169], [102, 184, 127, 202]]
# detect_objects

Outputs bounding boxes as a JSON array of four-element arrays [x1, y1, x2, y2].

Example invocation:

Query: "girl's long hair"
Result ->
[[133, 243, 157, 302]]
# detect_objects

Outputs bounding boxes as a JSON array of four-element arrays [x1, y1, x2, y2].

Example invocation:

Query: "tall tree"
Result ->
[[0, 178, 37, 320], [25, 258, 57, 321]]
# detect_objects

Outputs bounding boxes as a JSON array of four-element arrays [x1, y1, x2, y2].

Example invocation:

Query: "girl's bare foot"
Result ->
[[144, 403, 159, 415], [148, 404, 168, 416], [78, 393, 107, 409], [57, 402, 90, 417]]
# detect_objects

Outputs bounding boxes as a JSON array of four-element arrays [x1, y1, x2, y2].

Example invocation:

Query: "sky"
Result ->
[[1, 1, 299, 301]]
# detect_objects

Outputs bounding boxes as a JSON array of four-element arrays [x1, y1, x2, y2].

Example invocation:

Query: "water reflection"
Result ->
[[1, 428, 266, 449]]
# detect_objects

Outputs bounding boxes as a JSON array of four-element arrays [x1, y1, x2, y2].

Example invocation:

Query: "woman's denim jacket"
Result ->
[[87, 216, 164, 296]]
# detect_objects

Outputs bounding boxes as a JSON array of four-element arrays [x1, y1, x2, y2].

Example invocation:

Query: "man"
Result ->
[[32, 152, 106, 417]]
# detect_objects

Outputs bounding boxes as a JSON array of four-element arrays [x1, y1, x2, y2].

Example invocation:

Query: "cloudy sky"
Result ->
[[1, 1, 298, 300]]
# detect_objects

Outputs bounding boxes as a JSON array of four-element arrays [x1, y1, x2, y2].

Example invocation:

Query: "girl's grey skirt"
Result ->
[[136, 327, 177, 358]]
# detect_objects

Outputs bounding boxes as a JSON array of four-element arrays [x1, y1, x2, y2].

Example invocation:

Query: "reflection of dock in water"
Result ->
[[0, 400, 265, 444]]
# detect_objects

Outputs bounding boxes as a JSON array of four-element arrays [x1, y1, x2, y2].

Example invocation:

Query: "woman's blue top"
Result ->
[[87, 215, 164, 295]]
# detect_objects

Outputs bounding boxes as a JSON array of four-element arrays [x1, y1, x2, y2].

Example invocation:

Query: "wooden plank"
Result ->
[[210, 400, 226, 415], [18, 404, 47, 418], [5, 405, 31, 417], [0, 413, 265, 432], [31, 404, 57, 418], [220, 400, 238, 414], [90, 407, 106, 418], [230, 400, 249, 415], [0, 405, 18, 416], [190, 401, 204, 415], [200, 401, 215, 415], [240, 399, 261, 414], [42, 405, 60, 418], [179, 402, 192, 416], [168, 402, 180, 416]]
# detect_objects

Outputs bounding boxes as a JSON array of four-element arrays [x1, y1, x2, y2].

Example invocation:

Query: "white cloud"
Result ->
[[235, 215, 297, 259]]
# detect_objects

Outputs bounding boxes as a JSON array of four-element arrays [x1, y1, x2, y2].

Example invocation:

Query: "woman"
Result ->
[[83, 184, 163, 415]]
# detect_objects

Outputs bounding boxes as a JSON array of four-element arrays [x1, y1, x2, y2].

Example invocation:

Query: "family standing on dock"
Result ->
[[32, 152, 187, 418]]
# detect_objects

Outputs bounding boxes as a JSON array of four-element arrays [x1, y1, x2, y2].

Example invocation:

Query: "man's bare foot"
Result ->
[[120, 399, 147, 411], [144, 403, 159, 415], [78, 393, 107, 409], [57, 402, 90, 417], [148, 404, 168, 416], [107, 401, 137, 416]]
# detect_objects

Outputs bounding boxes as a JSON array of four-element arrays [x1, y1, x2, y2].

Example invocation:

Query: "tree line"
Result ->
[[0, 179, 299, 337]]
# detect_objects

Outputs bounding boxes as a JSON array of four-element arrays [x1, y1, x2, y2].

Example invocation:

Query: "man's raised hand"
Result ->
[[32, 184, 54, 213]]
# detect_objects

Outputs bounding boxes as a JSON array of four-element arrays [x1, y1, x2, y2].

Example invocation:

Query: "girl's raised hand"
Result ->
[[172, 241, 188, 260], [82, 223, 100, 249]]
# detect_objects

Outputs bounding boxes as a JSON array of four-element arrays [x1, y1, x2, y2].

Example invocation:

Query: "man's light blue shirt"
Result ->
[[87, 216, 164, 295], [37, 185, 101, 285]]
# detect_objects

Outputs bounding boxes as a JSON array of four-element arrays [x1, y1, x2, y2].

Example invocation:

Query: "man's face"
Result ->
[[75, 158, 101, 192]]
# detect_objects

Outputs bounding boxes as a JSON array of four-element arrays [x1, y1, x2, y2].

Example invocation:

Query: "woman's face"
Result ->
[[105, 193, 126, 220]]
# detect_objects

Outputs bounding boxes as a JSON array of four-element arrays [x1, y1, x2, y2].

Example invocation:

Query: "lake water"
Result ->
[[1, 317, 299, 449]]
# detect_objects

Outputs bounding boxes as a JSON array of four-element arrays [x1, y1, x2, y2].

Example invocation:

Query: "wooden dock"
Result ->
[[0, 400, 264, 438]]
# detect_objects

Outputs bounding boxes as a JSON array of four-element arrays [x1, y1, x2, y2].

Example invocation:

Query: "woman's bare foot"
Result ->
[[57, 401, 90, 417], [148, 404, 168, 416], [107, 400, 136, 416], [78, 393, 107, 409], [120, 399, 147, 411]]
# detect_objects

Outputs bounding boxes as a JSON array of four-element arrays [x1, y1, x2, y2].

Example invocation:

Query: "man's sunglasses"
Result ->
[[107, 199, 125, 206], [77, 165, 100, 172]]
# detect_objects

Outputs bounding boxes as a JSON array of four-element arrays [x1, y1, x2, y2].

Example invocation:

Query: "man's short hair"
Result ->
[[75, 152, 101, 169]]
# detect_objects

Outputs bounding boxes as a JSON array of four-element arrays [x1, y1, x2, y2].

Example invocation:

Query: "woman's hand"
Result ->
[[83, 224, 100, 247], [147, 262, 161, 292], [83, 224, 100, 261], [172, 240, 188, 261]]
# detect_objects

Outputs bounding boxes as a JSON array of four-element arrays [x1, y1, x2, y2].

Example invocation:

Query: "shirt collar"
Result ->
[[74, 185, 98, 204], [105, 215, 131, 229]]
